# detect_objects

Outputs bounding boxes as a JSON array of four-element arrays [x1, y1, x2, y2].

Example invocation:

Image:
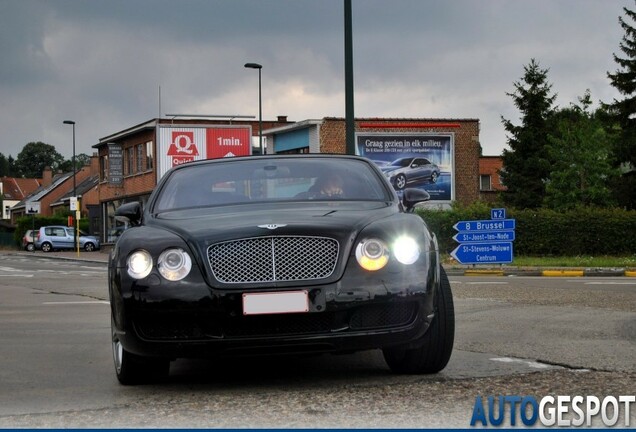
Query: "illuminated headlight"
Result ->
[[127, 250, 153, 279], [158, 248, 192, 281], [355, 238, 389, 271], [392, 236, 421, 265]]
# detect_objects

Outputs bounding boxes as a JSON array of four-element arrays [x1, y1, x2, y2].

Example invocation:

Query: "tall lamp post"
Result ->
[[244, 63, 263, 155], [63, 120, 78, 254]]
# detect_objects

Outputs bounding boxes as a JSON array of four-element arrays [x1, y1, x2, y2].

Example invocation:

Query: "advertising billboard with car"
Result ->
[[356, 133, 454, 203]]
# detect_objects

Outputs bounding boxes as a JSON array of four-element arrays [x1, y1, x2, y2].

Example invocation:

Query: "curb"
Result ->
[[444, 266, 636, 277]]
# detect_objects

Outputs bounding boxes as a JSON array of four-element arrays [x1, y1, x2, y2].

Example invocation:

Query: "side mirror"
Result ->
[[402, 188, 430, 213], [115, 202, 142, 226]]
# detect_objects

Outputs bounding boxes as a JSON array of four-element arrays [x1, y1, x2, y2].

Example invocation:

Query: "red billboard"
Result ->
[[206, 127, 252, 159]]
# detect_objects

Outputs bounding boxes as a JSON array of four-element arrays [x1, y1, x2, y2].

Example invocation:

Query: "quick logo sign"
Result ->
[[167, 131, 200, 167]]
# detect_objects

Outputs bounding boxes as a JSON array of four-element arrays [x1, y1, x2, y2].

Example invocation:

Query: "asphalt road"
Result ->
[[0, 253, 634, 428]]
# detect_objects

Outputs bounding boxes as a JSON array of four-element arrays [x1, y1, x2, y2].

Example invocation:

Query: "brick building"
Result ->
[[264, 118, 481, 206], [479, 156, 506, 202], [92, 117, 292, 242]]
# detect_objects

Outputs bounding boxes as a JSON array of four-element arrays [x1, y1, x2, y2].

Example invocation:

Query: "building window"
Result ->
[[126, 147, 134, 175], [480, 175, 492, 191], [136, 144, 144, 173], [146, 141, 154, 170]]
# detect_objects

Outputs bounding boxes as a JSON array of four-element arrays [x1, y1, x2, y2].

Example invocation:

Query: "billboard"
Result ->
[[157, 125, 252, 179], [356, 133, 454, 202]]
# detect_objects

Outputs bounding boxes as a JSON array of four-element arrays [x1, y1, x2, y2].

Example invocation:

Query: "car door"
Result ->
[[409, 158, 430, 182], [64, 228, 76, 249]]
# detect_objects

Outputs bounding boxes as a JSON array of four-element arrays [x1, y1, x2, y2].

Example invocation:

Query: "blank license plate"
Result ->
[[243, 291, 309, 316]]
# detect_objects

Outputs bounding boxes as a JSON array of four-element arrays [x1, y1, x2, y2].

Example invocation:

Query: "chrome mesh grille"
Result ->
[[208, 236, 339, 283]]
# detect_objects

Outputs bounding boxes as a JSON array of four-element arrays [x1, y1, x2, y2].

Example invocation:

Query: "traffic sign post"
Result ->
[[452, 209, 516, 265]]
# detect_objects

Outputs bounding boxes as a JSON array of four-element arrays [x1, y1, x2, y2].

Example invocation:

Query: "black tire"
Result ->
[[84, 242, 95, 252], [111, 316, 170, 385], [383, 267, 455, 374], [41, 242, 52, 252], [394, 174, 407, 190], [26, 243, 35, 252]]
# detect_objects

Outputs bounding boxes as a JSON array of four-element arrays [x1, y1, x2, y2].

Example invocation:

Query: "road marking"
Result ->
[[584, 281, 636, 285], [0, 274, 34, 277], [490, 357, 555, 369], [465, 281, 509, 285], [42, 301, 110, 305]]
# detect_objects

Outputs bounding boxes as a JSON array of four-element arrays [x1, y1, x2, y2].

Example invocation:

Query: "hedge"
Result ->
[[417, 204, 636, 256]]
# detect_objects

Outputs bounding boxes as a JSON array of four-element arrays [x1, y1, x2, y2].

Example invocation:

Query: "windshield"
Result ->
[[153, 157, 390, 212], [389, 158, 412, 167]]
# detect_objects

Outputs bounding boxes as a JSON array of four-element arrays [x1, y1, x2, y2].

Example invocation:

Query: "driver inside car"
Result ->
[[311, 173, 345, 197]]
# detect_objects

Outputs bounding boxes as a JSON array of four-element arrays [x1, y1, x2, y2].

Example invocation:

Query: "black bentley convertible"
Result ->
[[109, 154, 454, 384]]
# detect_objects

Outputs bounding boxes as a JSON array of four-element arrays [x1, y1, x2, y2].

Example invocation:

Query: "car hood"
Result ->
[[148, 201, 396, 248], [380, 166, 402, 175]]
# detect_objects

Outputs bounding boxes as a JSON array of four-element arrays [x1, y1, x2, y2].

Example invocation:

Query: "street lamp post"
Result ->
[[244, 63, 263, 155], [63, 120, 78, 254]]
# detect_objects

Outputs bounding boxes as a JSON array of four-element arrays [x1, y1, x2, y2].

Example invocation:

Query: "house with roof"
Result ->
[[1, 176, 42, 220], [10, 156, 101, 231]]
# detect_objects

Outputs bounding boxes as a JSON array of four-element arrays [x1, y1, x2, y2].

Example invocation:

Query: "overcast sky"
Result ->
[[0, 0, 631, 161]]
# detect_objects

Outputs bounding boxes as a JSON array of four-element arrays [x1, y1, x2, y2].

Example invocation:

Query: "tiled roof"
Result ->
[[0, 177, 42, 200]]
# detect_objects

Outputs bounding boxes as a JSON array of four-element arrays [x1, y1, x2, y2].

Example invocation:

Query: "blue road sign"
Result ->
[[491, 208, 506, 220], [451, 242, 514, 264], [453, 230, 515, 243], [453, 219, 516, 232]]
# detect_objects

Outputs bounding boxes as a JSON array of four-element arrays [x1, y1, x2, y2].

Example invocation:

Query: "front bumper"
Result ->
[[110, 253, 439, 359]]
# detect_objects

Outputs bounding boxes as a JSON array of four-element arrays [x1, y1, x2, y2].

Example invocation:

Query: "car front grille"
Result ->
[[208, 236, 339, 283]]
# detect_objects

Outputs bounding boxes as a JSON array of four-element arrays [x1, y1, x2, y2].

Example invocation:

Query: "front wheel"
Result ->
[[394, 174, 407, 190], [84, 242, 95, 252], [383, 267, 455, 374], [41, 242, 52, 252], [111, 316, 170, 385]]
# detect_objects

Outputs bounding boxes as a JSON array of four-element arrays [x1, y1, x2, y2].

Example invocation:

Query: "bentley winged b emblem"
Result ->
[[258, 224, 288, 230]]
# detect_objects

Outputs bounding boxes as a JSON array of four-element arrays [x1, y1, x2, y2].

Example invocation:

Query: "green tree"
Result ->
[[544, 91, 618, 210], [500, 59, 557, 209], [59, 153, 91, 172], [14, 142, 65, 178], [605, 2, 636, 209]]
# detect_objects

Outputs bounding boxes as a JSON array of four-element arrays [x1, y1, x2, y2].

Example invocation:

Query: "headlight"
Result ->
[[158, 248, 192, 281], [127, 250, 153, 279], [355, 238, 389, 271], [392, 236, 420, 265]]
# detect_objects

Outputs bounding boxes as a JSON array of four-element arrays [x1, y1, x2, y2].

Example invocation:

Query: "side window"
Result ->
[[54, 228, 66, 237], [45, 228, 53, 236], [65, 228, 74, 236]]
